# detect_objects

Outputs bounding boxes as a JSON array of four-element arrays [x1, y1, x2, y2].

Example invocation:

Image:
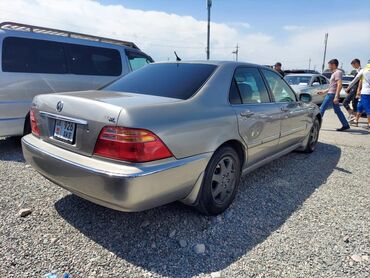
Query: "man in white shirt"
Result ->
[[347, 60, 370, 129]]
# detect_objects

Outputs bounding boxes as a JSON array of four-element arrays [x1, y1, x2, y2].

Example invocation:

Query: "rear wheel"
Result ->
[[303, 118, 320, 153], [195, 146, 241, 215]]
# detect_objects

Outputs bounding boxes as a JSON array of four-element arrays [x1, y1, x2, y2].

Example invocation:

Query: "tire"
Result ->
[[23, 114, 31, 135], [303, 118, 320, 153], [195, 146, 241, 215]]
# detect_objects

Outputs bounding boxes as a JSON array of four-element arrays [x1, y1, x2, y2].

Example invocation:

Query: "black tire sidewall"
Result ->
[[197, 146, 241, 215], [305, 118, 320, 153]]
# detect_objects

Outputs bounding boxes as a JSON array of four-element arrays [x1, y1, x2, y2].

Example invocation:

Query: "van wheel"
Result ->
[[23, 114, 31, 135], [303, 118, 320, 153], [195, 146, 241, 215]]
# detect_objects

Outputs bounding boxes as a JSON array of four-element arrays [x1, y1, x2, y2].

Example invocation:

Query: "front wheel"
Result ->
[[303, 118, 320, 153], [195, 146, 241, 215]]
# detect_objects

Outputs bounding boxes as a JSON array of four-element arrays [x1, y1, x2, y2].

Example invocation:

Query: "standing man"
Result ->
[[274, 62, 285, 77], [317, 59, 350, 131], [347, 60, 370, 129], [343, 59, 361, 121]]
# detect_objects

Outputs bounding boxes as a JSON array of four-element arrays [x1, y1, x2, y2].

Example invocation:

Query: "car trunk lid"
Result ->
[[32, 90, 179, 157]]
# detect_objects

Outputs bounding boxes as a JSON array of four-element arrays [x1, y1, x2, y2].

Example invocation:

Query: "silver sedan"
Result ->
[[22, 61, 321, 215], [285, 73, 330, 104]]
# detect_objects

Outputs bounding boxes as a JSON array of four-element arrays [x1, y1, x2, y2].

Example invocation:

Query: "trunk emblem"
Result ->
[[56, 101, 64, 112]]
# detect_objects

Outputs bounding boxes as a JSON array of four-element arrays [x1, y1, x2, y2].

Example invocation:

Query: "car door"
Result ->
[[230, 67, 282, 166], [310, 76, 322, 104], [261, 69, 307, 149], [318, 75, 329, 102]]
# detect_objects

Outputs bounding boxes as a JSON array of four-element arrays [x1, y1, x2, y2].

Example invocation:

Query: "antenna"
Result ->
[[174, 51, 181, 61]]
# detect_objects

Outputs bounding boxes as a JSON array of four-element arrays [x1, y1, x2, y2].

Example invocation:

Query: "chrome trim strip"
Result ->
[[22, 137, 210, 178], [0, 117, 24, 121], [0, 100, 31, 104], [39, 111, 88, 125]]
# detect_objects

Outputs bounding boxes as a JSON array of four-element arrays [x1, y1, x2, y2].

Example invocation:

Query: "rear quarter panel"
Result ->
[[116, 63, 244, 159]]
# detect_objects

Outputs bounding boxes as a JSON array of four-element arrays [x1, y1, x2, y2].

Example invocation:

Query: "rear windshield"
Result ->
[[103, 63, 217, 100]]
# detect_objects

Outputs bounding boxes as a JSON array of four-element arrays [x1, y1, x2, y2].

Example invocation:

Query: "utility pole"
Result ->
[[232, 44, 239, 61], [321, 33, 328, 73], [206, 0, 212, 60], [308, 57, 311, 70]]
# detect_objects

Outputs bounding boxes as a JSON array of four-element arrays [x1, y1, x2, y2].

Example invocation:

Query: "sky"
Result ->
[[1, 0, 369, 72]]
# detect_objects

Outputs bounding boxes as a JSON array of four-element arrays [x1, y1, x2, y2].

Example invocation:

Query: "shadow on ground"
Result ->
[[55, 142, 341, 278], [0, 137, 25, 162]]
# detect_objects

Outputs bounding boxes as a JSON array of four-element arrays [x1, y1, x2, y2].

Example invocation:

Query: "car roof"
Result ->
[[152, 60, 268, 68], [285, 73, 318, 77]]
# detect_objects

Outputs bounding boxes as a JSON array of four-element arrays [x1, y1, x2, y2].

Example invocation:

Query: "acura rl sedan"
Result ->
[[22, 61, 321, 215]]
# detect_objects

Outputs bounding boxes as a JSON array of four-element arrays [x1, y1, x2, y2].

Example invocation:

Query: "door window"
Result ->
[[230, 67, 271, 104], [319, 76, 328, 84], [262, 69, 297, 102], [312, 76, 320, 85], [126, 51, 153, 71]]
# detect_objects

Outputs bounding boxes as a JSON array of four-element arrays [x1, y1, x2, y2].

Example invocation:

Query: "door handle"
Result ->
[[240, 110, 254, 118]]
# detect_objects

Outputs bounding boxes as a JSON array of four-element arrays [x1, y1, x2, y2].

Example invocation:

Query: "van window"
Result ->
[[67, 44, 122, 76], [126, 51, 152, 71], [2, 37, 122, 76], [2, 37, 67, 74]]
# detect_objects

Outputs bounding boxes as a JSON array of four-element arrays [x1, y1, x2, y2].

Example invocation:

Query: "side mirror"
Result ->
[[299, 93, 312, 103], [312, 82, 320, 86]]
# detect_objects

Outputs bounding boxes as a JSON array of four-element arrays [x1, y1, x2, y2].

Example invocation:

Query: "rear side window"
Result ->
[[126, 51, 152, 71], [232, 67, 271, 104], [2, 37, 67, 73], [104, 63, 217, 100], [67, 44, 122, 76], [2, 37, 122, 76]]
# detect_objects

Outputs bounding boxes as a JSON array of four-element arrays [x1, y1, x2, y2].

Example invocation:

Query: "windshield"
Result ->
[[284, 75, 312, 85], [103, 63, 217, 100]]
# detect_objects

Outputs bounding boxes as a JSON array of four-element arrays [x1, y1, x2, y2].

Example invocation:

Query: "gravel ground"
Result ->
[[0, 136, 369, 277]]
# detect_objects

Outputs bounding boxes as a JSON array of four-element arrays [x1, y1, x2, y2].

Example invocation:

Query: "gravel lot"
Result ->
[[0, 120, 369, 277]]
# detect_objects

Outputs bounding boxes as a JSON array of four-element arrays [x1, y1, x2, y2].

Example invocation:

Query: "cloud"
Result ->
[[227, 22, 251, 29], [0, 0, 369, 71], [283, 25, 305, 31]]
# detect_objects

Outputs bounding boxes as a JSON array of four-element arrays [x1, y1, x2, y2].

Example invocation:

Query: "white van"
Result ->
[[0, 22, 153, 137]]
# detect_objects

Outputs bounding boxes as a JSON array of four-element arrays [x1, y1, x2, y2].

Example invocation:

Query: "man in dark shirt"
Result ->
[[343, 59, 361, 121], [274, 62, 285, 77]]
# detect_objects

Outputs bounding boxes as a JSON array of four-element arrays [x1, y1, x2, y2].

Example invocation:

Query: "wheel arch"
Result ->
[[215, 139, 247, 170]]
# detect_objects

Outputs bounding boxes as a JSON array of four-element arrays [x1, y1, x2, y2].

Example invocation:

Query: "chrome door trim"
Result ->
[[39, 111, 88, 125]]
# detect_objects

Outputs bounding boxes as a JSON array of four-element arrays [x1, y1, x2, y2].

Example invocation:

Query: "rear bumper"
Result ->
[[22, 134, 211, 211]]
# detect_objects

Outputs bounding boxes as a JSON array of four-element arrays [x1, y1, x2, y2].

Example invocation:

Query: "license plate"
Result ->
[[54, 119, 76, 143]]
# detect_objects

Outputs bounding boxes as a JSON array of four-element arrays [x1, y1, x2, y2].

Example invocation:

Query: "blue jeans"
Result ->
[[320, 94, 349, 127]]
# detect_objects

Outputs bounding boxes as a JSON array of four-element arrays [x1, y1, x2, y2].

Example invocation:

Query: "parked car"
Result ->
[[340, 75, 355, 100], [0, 22, 153, 138], [284, 73, 329, 104], [284, 69, 320, 75], [22, 61, 321, 215]]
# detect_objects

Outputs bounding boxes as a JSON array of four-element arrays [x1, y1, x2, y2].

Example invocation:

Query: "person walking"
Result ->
[[317, 59, 350, 131], [347, 60, 370, 129], [274, 62, 285, 77], [343, 59, 361, 121]]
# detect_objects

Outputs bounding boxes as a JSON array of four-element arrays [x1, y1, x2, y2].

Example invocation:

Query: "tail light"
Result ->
[[30, 108, 40, 136], [93, 126, 173, 163]]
